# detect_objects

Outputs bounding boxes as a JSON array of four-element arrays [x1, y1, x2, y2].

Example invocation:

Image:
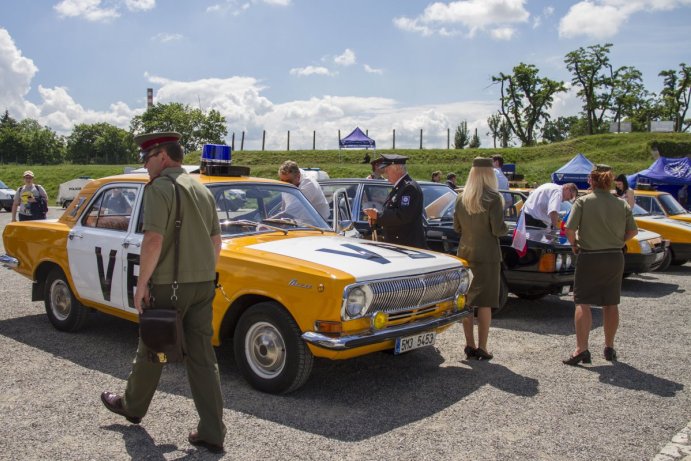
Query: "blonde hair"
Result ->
[[461, 166, 501, 214]]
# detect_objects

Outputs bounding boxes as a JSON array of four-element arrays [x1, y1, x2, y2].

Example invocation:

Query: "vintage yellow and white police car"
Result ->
[[1, 167, 471, 394]]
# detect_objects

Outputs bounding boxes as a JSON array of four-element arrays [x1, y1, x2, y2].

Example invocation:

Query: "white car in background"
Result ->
[[0, 180, 16, 212]]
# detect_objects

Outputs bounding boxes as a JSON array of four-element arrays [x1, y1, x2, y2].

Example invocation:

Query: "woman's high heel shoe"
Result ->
[[562, 350, 591, 366], [475, 348, 493, 361], [464, 346, 477, 360], [604, 347, 617, 362]]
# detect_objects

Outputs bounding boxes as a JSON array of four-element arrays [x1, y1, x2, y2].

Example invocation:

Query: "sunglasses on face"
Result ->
[[139, 149, 162, 164]]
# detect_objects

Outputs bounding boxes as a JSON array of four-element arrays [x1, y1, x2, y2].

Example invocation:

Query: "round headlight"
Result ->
[[639, 241, 652, 254], [555, 254, 563, 271], [345, 287, 367, 318], [457, 270, 471, 294]]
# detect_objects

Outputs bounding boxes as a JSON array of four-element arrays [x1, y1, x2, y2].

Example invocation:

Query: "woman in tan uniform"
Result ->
[[563, 165, 638, 365], [453, 158, 508, 360]]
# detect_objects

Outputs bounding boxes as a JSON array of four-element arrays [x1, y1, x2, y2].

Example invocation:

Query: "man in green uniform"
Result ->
[[101, 132, 226, 453]]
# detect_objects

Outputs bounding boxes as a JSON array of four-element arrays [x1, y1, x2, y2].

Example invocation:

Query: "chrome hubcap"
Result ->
[[245, 321, 286, 379], [50, 279, 71, 321]]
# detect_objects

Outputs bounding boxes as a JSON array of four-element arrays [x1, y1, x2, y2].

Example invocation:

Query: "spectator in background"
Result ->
[[366, 158, 384, 179], [278, 160, 330, 219], [492, 154, 513, 207], [362, 152, 371, 164], [678, 185, 688, 210], [563, 165, 638, 365], [453, 157, 508, 361], [522, 182, 578, 229], [446, 172, 458, 190], [11, 171, 48, 222], [614, 174, 635, 208], [431, 171, 442, 183]]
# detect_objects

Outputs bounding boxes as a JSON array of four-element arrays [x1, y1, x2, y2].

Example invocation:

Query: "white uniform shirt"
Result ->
[[523, 183, 563, 226], [494, 168, 513, 207]]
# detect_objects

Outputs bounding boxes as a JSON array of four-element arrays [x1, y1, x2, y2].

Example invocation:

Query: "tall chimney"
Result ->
[[147, 88, 153, 108]]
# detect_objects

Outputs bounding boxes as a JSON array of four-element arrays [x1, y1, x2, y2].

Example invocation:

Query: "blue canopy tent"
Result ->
[[551, 153, 594, 189], [627, 157, 691, 198], [339, 127, 376, 149]]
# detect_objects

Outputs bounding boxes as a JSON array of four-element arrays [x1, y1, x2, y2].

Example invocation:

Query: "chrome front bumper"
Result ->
[[0, 254, 19, 270], [302, 309, 470, 350]]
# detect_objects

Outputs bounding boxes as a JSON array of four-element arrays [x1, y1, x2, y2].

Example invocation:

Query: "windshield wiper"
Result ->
[[222, 219, 287, 235], [262, 218, 325, 234]]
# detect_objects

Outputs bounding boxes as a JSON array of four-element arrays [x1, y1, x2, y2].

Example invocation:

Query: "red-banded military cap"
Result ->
[[134, 131, 182, 152]]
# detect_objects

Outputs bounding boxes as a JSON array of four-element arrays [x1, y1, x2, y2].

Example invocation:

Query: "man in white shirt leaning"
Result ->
[[278, 160, 330, 220]]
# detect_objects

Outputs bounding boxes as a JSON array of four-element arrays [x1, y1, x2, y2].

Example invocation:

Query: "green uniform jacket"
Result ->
[[565, 189, 637, 250], [453, 188, 508, 263], [143, 167, 221, 284]]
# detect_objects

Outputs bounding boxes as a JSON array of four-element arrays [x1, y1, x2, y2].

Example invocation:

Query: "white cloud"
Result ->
[[152, 33, 183, 43], [0, 28, 39, 119], [364, 64, 383, 74], [125, 0, 155, 11], [334, 49, 356, 66], [54, 0, 120, 22], [394, 0, 530, 38], [289, 66, 334, 77], [206, 0, 287, 15], [559, 0, 691, 39], [491, 27, 516, 39]]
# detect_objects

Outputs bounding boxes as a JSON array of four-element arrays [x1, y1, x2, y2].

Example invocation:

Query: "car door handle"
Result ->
[[68, 232, 83, 240], [122, 240, 141, 248]]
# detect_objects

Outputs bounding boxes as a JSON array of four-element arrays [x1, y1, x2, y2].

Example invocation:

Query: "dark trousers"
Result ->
[[524, 213, 547, 228], [123, 281, 226, 445]]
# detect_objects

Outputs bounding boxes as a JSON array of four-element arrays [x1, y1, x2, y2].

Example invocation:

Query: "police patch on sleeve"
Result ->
[[401, 195, 411, 206]]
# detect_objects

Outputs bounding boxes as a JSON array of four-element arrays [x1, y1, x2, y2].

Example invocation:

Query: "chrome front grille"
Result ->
[[365, 269, 462, 315]]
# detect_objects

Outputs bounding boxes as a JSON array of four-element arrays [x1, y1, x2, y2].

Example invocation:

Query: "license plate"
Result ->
[[394, 331, 436, 354], [561, 285, 571, 295]]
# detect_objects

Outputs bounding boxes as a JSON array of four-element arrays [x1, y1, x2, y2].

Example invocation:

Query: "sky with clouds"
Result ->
[[1, 0, 690, 150]]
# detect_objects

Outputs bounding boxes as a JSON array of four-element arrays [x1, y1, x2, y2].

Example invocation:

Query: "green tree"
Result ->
[[0, 117, 64, 164], [492, 63, 566, 146], [454, 120, 469, 149], [609, 66, 650, 131], [468, 128, 481, 148], [565, 43, 623, 135], [486, 113, 502, 148], [658, 63, 691, 132], [67, 123, 137, 164], [130, 102, 228, 153], [541, 116, 579, 143]]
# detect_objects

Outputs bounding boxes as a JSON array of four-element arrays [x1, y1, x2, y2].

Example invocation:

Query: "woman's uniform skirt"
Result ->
[[466, 261, 501, 308], [573, 250, 625, 305]]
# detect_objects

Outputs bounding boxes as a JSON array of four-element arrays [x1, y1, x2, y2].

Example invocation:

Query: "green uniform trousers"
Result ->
[[123, 281, 226, 445]]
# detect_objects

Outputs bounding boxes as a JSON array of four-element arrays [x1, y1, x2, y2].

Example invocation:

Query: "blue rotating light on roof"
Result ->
[[200, 143, 250, 176]]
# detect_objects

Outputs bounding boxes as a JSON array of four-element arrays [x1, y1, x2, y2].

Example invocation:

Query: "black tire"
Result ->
[[234, 302, 313, 394], [654, 249, 673, 272], [44, 268, 89, 332], [492, 275, 509, 316]]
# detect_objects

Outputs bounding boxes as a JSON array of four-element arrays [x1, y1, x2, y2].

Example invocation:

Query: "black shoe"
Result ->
[[604, 347, 617, 362], [188, 431, 224, 454], [475, 348, 494, 361], [100, 391, 142, 424], [562, 350, 591, 366], [464, 346, 478, 360]]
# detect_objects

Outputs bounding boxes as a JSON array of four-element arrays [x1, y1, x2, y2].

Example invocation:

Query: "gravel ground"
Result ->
[[0, 208, 689, 460]]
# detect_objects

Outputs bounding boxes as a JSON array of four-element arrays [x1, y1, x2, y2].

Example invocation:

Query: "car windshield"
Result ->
[[0, 180, 9, 189], [420, 184, 457, 219], [657, 193, 687, 215], [207, 183, 330, 237], [631, 203, 650, 216]]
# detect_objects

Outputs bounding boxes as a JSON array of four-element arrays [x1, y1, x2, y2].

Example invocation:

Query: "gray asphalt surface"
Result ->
[[0, 208, 689, 460]]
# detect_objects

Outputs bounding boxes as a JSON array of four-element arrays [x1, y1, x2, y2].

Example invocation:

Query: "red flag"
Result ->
[[511, 211, 528, 257]]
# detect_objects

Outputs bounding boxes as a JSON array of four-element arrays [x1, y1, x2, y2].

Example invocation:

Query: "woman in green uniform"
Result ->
[[453, 157, 508, 360], [563, 165, 638, 365]]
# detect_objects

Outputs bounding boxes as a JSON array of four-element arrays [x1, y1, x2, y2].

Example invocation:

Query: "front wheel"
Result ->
[[234, 302, 313, 394], [44, 268, 89, 331], [654, 249, 672, 272]]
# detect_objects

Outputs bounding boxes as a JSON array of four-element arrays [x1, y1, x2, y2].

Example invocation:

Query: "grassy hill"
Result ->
[[3, 132, 690, 202]]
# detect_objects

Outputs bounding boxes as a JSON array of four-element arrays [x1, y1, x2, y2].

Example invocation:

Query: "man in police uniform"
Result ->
[[100, 132, 226, 453], [363, 154, 427, 248]]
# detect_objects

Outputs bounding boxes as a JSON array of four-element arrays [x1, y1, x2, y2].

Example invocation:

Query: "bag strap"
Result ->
[[163, 175, 182, 305]]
